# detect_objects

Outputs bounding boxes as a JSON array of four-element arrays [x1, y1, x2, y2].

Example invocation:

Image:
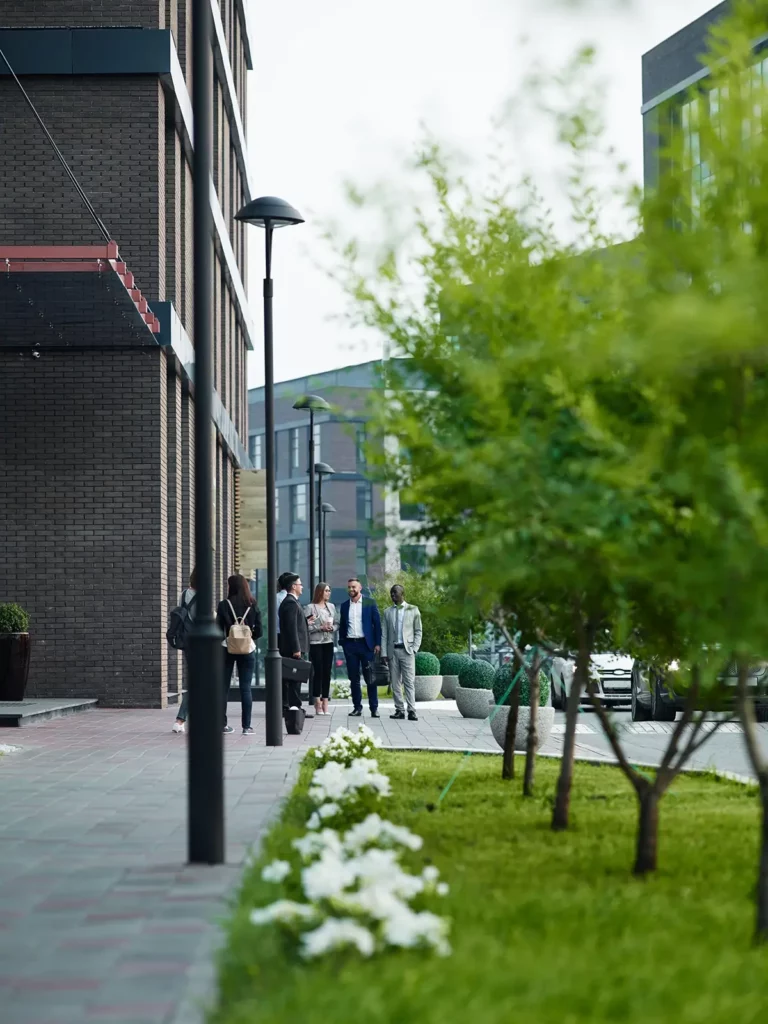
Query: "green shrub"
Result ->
[[440, 652, 471, 676], [458, 658, 495, 690], [0, 603, 29, 634], [492, 663, 551, 707], [415, 651, 440, 676]]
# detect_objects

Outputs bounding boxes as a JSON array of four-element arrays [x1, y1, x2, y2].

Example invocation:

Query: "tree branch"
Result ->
[[586, 676, 643, 792], [737, 662, 768, 781]]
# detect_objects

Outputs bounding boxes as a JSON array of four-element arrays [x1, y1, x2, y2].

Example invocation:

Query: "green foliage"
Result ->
[[439, 652, 471, 676], [213, 752, 765, 1024], [415, 651, 440, 676], [370, 569, 479, 659], [457, 658, 495, 690], [0, 603, 29, 634], [493, 663, 551, 708]]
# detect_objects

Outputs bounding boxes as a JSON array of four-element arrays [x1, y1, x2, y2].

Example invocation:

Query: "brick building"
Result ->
[[0, 2, 253, 707], [248, 359, 433, 607]]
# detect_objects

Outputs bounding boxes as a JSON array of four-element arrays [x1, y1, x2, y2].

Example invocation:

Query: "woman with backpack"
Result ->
[[216, 574, 263, 735], [171, 567, 197, 735]]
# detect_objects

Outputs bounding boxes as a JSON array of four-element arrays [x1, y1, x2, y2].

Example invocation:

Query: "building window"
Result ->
[[292, 483, 307, 524], [290, 428, 301, 471], [275, 488, 280, 523], [290, 540, 303, 578], [399, 501, 426, 521], [355, 425, 367, 468], [313, 422, 321, 462], [249, 434, 263, 470], [356, 539, 368, 579], [400, 544, 427, 572], [356, 483, 373, 524]]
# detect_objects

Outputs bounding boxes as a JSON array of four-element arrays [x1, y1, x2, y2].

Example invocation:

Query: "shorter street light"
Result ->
[[314, 461, 335, 581], [320, 501, 336, 584], [293, 394, 331, 587]]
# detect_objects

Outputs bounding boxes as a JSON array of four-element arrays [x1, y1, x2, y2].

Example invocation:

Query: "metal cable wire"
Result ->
[[0, 45, 112, 243]]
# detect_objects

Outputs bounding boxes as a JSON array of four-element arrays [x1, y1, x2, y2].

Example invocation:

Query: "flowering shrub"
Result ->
[[247, 725, 452, 960], [310, 723, 382, 768], [331, 678, 351, 700]]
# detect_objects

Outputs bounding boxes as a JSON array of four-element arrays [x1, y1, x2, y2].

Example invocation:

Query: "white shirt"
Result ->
[[348, 597, 364, 638], [395, 604, 405, 644]]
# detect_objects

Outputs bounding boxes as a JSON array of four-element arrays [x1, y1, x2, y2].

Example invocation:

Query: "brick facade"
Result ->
[[0, 5, 251, 706]]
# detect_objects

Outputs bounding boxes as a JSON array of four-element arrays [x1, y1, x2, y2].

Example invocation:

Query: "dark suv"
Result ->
[[631, 660, 768, 722]]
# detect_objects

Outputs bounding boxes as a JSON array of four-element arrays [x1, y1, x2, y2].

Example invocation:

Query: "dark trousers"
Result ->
[[344, 639, 378, 712], [224, 651, 255, 729], [310, 643, 334, 700]]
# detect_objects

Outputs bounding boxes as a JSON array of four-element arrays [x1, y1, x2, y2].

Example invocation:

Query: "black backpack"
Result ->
[[167, 590, 197, 650]]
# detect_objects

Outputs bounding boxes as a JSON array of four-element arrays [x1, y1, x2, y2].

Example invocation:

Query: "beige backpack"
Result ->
[[226, 601, 252, 654]]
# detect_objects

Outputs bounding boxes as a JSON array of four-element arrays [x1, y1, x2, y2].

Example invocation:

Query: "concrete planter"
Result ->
[[490, 705, 555, 751], [414, 675, 442, 702], [455, 684, 494, 719], [441, 674, 459, 699]]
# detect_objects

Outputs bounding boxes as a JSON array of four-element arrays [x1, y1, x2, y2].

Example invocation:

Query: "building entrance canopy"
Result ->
[[0, 243, 159, 348]]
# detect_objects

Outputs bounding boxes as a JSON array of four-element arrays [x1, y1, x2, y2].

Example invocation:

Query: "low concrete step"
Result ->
[[0, 698, 98, 727]]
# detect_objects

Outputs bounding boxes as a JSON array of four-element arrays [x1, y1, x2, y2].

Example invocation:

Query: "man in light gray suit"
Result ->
[[380, 585, 423, 722]]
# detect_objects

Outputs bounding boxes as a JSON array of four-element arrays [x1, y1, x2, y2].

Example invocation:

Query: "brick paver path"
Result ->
[[0, 698, 564, 1024]]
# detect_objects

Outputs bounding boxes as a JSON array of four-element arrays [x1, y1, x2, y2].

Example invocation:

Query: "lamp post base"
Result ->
[[265, 647, 283, 746]]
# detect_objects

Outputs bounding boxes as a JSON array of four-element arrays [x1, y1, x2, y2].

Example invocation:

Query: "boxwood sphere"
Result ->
[[458, 658, 495, 690]]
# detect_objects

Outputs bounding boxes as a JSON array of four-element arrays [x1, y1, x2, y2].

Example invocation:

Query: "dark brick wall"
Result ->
[[0, 1, 165, 29], [0, 348, 170, 707]]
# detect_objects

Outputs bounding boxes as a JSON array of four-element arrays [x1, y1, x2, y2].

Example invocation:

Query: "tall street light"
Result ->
[[292, 394, 330, 588], [314, 462, 335, 579], [236, 195, 304, 747], [320, 501, 336, 583], [187, 0, 224, 865]]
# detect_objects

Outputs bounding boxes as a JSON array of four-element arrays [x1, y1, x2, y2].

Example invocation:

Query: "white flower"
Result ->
[[343, 815, 422, 854], [301, 847, 350, 901], [338, 885, 411, 921], [318, 802, 341, 820], [249, 900, 316, 925], [306, 812, 321, 830], [293, 828, 342, 860], [261, 859, 291, 884], [436, 882, 449, 897], [309, 758, 391, 806], [381, 904, 451, 956], [422, 865, 440, 884], [300, 918, 376, 959]]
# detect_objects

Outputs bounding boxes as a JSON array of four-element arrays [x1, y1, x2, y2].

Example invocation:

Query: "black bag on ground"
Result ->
[[284, 707, 306, 735], [371, 653, 390, 687], [166, 592, 197, 650], [281, 658, 312, 685]]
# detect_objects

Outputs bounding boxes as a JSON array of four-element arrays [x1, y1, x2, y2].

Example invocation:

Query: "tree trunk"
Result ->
[[552, 647, 587, 831], [523, 668, 540, 797], [502, 682, 520, 780], [756, 780, 768, 944], [633, 786, 660, 876]]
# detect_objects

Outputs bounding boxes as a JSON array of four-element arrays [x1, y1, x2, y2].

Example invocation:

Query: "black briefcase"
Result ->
[[370, 654, 390, 687], [282, 658, 312, 684]]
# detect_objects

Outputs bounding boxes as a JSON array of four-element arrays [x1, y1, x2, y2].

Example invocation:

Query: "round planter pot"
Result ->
[[0, 633, 31, 701], [441, 674, 459, 699], [490, 705, 555, 751], [455, 683, 494, 719], [414, 675, 442, 702]]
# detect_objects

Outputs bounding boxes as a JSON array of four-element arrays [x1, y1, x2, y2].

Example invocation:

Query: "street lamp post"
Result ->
[[314, 462, 335, 581], [292, 395, 331, 588], [236, 196, 304, 747], [320, 501, 336, 583], [187, 0, 224, 864]]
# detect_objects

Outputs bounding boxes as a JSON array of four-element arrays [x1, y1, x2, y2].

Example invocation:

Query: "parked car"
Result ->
[[631, 660, 768, 722], [550, 652, 633, 710]]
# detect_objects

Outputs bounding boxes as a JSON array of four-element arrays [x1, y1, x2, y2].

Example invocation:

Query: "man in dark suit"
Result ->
[[278, 573, 313, 718], [339, 577, 382, 717]]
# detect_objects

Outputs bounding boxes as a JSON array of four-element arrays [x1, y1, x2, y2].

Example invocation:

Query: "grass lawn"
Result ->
[[210, 752, 768, 1024]]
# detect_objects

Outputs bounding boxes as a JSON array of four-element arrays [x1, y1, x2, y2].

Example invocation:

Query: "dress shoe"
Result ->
[[370, 710, 380, 718], [407, 711, 419, 722], [349, 709, 363, 717], [390, 710, 405, 720], [304, 711, 314, 718]]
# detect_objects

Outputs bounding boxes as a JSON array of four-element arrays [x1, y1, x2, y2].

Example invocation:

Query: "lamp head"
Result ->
[[235, 196, 304, 229], [321, 502, 337, 513], [314, 462, 335, 476], [293, 394, 331, 412]]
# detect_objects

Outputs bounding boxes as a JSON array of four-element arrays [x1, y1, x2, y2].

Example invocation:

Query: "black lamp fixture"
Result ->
[[236, 195, 304, 747], [314, 462, 335, 581], [320, 501, 337, 584], [292, 394, 331, 588]]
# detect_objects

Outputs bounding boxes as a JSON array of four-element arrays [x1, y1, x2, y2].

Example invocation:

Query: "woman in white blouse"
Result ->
[[305, 582, 338, 715]]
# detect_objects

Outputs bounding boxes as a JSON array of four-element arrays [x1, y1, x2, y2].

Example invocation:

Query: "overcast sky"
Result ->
[[244, 0, 719, 387]]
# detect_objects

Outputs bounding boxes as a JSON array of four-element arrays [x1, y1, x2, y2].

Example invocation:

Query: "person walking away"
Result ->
[[339, 578, 382, 717], [305, 582, 337, 716], [216, 575, 263, 735], [381, 584, 423, 722], [171, 567, 197, 734], [278, 573, 313, 717]]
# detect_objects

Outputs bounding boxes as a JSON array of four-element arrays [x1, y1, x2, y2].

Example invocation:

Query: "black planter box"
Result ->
[[0, 633, 31, 701]]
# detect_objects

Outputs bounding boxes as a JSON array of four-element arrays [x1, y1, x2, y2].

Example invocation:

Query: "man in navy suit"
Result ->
[[339, 577, 382, 717]]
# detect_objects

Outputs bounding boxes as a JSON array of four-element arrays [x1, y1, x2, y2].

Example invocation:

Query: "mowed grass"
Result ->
[[210, 752, 768, 1024]]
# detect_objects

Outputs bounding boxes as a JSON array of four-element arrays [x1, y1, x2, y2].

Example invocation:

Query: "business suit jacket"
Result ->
[[339, 598, 382, 652], [381, 602, 423, 658], [278, 593, 310, 657]]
